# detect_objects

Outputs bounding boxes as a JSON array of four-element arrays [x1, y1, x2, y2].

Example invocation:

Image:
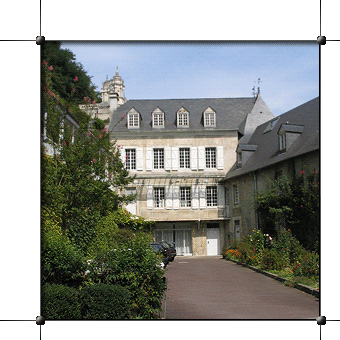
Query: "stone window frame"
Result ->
[[180, 186, 192, 208], [206, 186, 218, 207], [203, 107, 216, 127], [125, 148, 136, 170], [177, 107, 190, 128], [154, 187, 165, 208]]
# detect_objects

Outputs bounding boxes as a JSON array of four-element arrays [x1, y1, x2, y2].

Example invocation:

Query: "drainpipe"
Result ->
[[253, 171, 259, 231]]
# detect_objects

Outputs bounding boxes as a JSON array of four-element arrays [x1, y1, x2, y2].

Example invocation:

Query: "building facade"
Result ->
[[81, 71, 318, 256], [223, 97, 320, 243], [96, 70, 275, 255]]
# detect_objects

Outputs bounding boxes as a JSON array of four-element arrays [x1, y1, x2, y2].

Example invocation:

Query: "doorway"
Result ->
[[206, 226, 220, 256]]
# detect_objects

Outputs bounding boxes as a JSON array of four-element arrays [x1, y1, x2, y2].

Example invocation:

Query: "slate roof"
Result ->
[[225, 97, 319, 179], [108, 97, 256, 133]]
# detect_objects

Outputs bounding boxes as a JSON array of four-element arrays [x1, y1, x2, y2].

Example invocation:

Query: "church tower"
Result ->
[[101, 67, 127, 112]]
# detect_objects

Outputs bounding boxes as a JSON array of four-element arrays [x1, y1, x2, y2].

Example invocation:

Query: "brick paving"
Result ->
[[162, 256, 319, 320]]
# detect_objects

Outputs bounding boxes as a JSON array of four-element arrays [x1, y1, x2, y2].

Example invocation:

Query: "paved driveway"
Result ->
[[163, 256, 319, 319]]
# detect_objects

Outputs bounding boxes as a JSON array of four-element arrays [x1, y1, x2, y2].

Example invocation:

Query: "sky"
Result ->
[[61, 41, 319, 116]]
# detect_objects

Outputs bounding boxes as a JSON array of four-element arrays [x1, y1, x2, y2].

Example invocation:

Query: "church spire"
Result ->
[[115, 66, 119, 75]]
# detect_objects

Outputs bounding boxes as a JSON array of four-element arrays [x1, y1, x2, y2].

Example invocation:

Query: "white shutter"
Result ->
[[218, 184, 225, 207], [172, 147, 179, 171], [173, 186, 180, 210], [199, 185, 206, 209], [147, 186, 153, 209], [136, 147, 143, 171], [217, 146, 224, 170], [119, 148, 126, 167], [146, 148, 152, 171], [192, 185, 199, 209], [164, 147, 171, 170], [166, 185, 173, 209], [190, 147, 198, 170], [198, 147, 205, 170]]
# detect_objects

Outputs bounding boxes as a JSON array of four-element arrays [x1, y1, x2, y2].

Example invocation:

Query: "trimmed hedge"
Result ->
[[80, 283, 131, 319], [42, 283, 81, 319]]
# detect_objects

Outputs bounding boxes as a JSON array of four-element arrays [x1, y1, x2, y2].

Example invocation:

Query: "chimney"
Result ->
[[108, 90, 118, 112]]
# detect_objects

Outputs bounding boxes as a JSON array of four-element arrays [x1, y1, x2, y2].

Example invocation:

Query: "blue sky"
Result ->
[[61, 42, 319, 116]]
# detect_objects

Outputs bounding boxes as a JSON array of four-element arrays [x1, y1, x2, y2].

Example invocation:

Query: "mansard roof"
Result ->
[[108, 97, 257, 133], [225, 97, 319, 179]]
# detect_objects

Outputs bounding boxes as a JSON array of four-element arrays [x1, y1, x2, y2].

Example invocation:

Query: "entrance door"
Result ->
[[206, 228, 220, 256], [175, 229, 192, 255]]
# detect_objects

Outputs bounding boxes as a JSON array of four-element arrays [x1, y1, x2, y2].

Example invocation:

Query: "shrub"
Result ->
[[42, 284, 81, 319], [261, 248, 287, 271], [42, 215, 86, 287], [292, 250, 319, 278], [80, 283, 131, 319], [274, 228, 304, 265], [87, 231, 167, 319]]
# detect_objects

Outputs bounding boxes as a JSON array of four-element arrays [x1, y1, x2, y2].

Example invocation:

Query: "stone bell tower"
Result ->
[[101, 66, 127, 112]]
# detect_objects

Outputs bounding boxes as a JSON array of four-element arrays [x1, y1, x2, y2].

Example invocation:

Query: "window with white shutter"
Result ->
[[164, 147, 171, 170], [190, 147, 198, 170], [179, 148, 190, 169], [192, 185, 199, 209], [146, 148, 152, 171], [217, 184, 225, 207], [136, 147, 143, 171], [166, 185, 173, 209], [119, 148, 126, 167], [216, 146, 224, 170], [173, 186, 180, 209], [198, 146, 205, 170], [147, 186, 153, 209], [199, 185, 206, 208], [172, 147, 179, 170]]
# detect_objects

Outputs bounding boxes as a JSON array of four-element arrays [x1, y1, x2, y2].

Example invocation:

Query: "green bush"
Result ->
[[87, 231, 167, 319], [42, 215, 86, 287], [80, 283, 131, 319], [42, 284, 81, 319]]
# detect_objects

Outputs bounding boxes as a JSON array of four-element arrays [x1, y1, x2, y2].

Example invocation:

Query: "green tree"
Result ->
[[255, 170, 320, 252]]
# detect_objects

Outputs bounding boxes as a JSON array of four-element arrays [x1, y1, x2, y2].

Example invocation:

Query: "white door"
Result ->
[[206, 228, 220, 256], [175, 230, 192, 255]]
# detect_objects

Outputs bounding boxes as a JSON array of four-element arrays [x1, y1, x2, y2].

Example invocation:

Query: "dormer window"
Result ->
[[177, 107, 189, 127], [152, 108, 165, 128], [278, 132, 286, 152], [236, 151, 242, 169], [127, 108, 140, 129], [204, 107, 216, 127], [278, 123, 303, 153]]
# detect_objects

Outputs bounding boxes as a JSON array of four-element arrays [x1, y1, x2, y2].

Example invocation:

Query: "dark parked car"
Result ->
[[150, 242, 170, 268], [160, 241, 177, 262]]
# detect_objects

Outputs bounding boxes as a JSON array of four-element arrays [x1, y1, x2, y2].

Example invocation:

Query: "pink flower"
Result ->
[[43, 60, 47, 66], [88, 98, 91, 104], [301, 171, 304, 174], [83, 97, 87, 102], [98, 134, 102, 139], [92, 100, 96, 104], [102, 127, 107, 133], [71, 87, 76, 93], [48, 65, 53, 71], [74, 76, 78, 82], [62, 140, 66, 146], [93, 159, 96, 163], [87, 131, 91, 137]]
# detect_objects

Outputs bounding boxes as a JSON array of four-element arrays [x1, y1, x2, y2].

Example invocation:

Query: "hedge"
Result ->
[[80, 283, 131, 319], [42, 283, 81, 319]]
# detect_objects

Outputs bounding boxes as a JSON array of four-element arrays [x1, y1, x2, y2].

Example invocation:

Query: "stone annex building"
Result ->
[[82, 68, 320, 256]]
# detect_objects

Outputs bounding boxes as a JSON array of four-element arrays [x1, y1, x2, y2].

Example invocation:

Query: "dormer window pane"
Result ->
[[178, 112, 189, 126], [128, 113, 139, 128], [205, 112, 215, 126], [153, 113, 164, 127], [279, 133, 286, 151]]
